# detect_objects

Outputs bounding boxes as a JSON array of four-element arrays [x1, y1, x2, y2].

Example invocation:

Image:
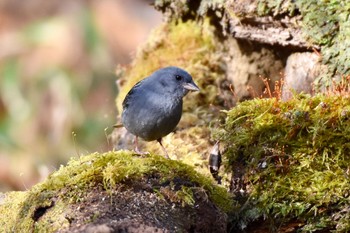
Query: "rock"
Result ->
[[225, 38, 285, 103], [282, 52, 321, 100], [0, 152, 232, 233]]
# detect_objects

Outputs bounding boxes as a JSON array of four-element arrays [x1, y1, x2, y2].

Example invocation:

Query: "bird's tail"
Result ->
[[113, 123, 124, 128]]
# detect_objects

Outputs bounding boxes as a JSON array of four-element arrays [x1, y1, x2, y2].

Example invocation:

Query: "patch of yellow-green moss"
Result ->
[[215, 94, 350, 231], [115, 18, 226, 175], [0, 191, 28, 230], [0, 151, 233, 232]]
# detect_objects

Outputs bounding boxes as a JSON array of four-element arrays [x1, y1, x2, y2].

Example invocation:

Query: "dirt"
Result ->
[[57, 177, 227, 233]]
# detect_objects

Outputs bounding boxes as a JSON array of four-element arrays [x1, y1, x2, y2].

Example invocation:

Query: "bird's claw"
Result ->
[[134, 147, 150, 156]]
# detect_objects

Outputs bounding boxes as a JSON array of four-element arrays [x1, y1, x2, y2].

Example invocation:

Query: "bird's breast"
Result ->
[[122, 93, 183, 141]]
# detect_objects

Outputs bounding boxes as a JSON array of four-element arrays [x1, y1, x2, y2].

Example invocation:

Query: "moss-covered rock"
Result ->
[[0, 151, 233, 232], [215, 94, 350, 231]]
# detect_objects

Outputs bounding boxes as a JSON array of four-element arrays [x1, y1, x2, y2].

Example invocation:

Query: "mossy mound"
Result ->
[[215, 94, 350, 231], [114, 19, 227, 175], [0, 151, 233, 232]]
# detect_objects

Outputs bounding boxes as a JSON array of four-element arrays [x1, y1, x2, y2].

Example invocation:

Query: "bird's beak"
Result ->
[[183, 82, 200, 92]]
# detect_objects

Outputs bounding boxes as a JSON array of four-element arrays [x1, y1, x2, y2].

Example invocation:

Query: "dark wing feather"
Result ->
[[122, 80, 144, 109]]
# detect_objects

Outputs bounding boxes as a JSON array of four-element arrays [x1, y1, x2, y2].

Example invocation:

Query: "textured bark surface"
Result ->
[[225, 0, 316, 49], [228, 15, 311, 49]]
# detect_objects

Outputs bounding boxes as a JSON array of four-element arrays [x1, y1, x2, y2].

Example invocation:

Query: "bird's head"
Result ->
[[152, 66, 199, 98]]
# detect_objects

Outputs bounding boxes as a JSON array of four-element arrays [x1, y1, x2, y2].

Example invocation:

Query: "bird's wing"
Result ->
[[122, 80, 144, 109]]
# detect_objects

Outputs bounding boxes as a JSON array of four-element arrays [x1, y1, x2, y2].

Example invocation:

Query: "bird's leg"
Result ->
[[157, 138, 170, 159], [134, 136, 140, 153], [134, 136, 142, 154], [133, 136, 150, 155]]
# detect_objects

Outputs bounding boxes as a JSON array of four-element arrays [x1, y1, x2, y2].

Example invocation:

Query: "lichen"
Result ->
[[295, 0, 350, 85], [214, 94, 350, 231], [0, 151, 233, 232]]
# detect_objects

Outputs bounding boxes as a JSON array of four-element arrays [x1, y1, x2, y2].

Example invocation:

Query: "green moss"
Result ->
[[256, 0, 297, 16], [0, 151, 233, 232], [296, 1, 350, 82], [215, 94, 350, 231], [0, 191, 28, 230]]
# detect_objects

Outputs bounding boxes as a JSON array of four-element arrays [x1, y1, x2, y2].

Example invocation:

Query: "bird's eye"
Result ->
[[175, 75, 182, 81]]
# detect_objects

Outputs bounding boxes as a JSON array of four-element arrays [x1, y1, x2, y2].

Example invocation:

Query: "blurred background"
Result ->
[[0, 0, 162, 191]]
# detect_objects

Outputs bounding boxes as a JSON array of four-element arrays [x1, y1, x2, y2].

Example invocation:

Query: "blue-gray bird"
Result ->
[[121, 66, 199, 158]]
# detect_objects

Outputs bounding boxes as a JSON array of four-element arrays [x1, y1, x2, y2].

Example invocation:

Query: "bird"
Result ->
[[121, 66, 199, 158]]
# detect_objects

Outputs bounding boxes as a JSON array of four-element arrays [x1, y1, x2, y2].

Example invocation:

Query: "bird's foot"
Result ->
[[133, 136, 150, 156], [134, 147, 150, 156]]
